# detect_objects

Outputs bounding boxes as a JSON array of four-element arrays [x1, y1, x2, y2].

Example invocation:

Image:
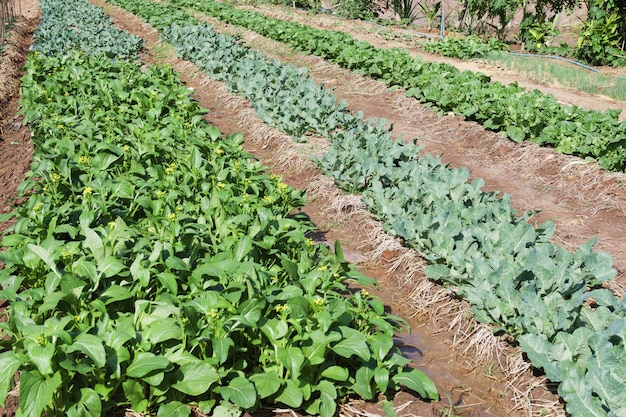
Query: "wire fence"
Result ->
[[0, 0, 18, 46]]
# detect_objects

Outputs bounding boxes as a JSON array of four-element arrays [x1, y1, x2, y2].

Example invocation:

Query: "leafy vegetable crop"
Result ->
[[166, 0, 626, 173], [32, 0, 142, 59], [0, 1, 438, 416], [101, 1, 626, 415], [422, 35, 509, 60]]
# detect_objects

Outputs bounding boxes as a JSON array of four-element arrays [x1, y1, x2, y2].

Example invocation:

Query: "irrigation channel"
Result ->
[[2, 0, 626, 415]]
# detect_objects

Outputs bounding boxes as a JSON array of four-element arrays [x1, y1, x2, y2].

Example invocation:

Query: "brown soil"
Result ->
[[2, 0, 626, 416]]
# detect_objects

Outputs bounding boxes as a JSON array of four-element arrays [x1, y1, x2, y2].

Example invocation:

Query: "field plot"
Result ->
[[1, 0, 626, 417]]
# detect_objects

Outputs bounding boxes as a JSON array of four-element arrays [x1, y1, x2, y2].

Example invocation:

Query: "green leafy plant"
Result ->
[[518, 12, 561, 51], [416, 1, 441, 30], [422, 35, 509, 59], [31, 0, 142, 59], [333, 0, 374, 20], [392, 0, 417, 22], [576, 0, 626, 66]]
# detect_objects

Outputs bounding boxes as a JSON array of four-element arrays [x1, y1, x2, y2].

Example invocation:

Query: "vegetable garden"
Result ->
[[0, 0, 626, 416], [0, 1, 437, 415]]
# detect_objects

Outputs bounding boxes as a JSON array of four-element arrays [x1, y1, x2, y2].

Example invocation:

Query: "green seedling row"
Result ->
[[0, 0, 437, 416], [102, 0, 626, 415]]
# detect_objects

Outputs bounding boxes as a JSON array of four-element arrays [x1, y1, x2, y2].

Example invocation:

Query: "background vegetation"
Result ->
[[284, 0, 626, 67]]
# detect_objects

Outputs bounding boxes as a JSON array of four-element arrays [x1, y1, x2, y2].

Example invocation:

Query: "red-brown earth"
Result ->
[[1, 0, 626, 416]]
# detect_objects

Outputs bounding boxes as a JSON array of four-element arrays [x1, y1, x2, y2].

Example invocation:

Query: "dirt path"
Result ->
[[0, 3, 38, 235]]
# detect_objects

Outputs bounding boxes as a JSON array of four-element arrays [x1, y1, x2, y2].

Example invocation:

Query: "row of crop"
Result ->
[[422, 35, 509, 60], [0, 1, 438, 416], [31, 0, 142, 59], [166, 0, 626, 173], [102, 0, 626, 415]]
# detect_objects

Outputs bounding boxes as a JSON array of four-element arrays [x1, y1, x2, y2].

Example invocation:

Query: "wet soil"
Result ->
[[2, 0, 625, 416]]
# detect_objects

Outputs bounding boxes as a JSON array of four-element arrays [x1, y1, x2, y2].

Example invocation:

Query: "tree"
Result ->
[[576, 0, 626, 65], [458, 0, 527, 40]]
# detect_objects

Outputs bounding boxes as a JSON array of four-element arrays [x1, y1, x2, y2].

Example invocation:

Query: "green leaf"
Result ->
[[130, 254, 150, 287], [190, 146, 203, 171], [172, 360, 219, 396], [374, 367, 390, 393], [144, 318, 183, 344], [27, 244, 60, 278], [506, 125, 526, 142], [212, 337, 234, 365], [232, 298, 263, 327], [234, 236, 253, 262], [81, 226, 104, 261], [249, 372, 282, 399], [126, 352, 171, 378], [424, 264, 451, 281], [66, 388, 102, 417], [212, 401, 241, 417], [333, 240, 345, 262], [67, 333, 106, 368], [559, 371, 607, 417], [392, 369, 438, 400], [27, 344, 54, 376], [586, 365, 625, 410], [92, 152, 120, 171], [260, 318, 289, 342], [518, 334, 551, 371], [353, 366, 375, 400], [197, 399, 216, 415], [0, 351, 21, 406], [276, 379, 303, 408], [369, 333, 394, 362], [165, 256, 189, 272], [98, 256, 126, 278], [18, 371, 62, 417], [303, 330, 341, 366], [157, 401, 191, 417], [122, 379, 148, 413], [317, 380, 337, 417], [221, 376, 256, 409], [157, 272, 179, 296], [381, 400, 398, 417], [72, 260, 98, 281], [331, 326, 370, 361], [101, 285, 133, 304], [320, 365, 349, 381], [277, 347, 305, 379]]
